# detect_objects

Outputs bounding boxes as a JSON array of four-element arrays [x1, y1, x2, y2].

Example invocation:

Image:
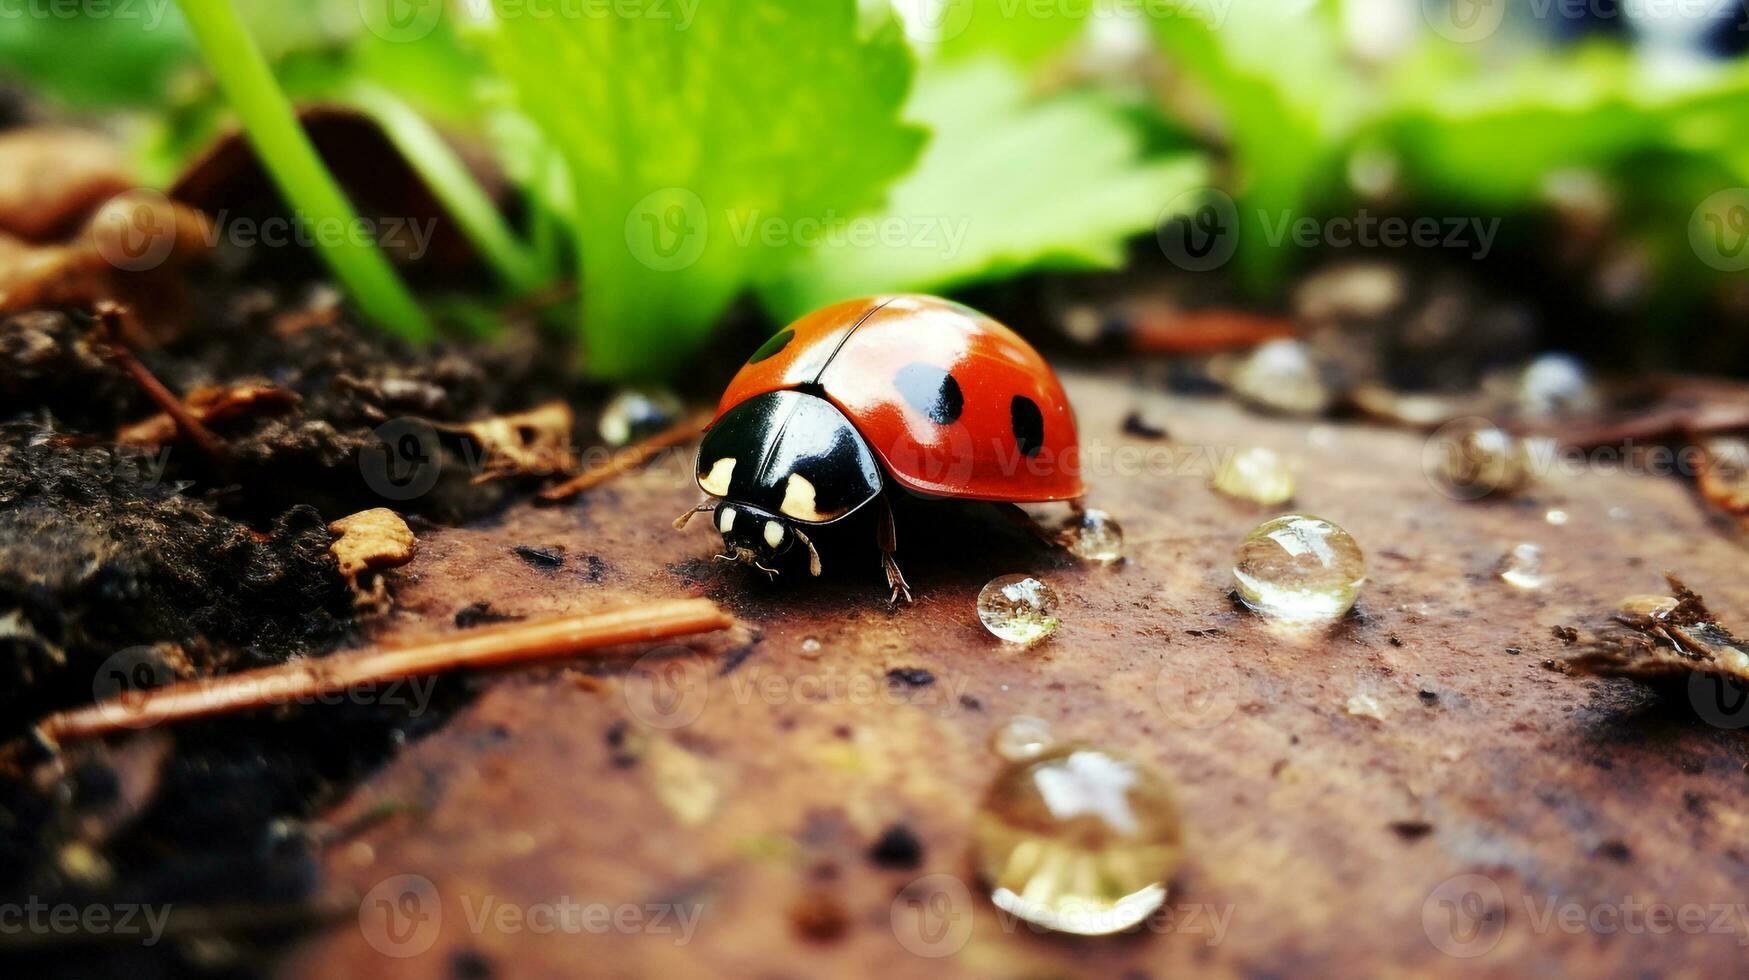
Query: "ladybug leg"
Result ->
[[792, 528, 824, 576], [877, 498, 912, 605], [673, 496, 716, 530]]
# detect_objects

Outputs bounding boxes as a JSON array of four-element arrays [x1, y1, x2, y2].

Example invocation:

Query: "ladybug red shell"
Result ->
[[676, 295, 1083, 602]]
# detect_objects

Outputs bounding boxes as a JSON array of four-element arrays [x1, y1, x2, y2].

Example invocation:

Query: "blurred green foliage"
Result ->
[[761, 58, 1205, 318], [4, 0, 1746, 374], [480, 0, 925, 378]]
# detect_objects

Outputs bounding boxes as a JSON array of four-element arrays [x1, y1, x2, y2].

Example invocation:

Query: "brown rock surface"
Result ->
[[282, 370, 1749, 978]]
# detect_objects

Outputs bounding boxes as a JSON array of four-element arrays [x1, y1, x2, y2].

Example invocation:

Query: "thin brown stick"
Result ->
[[540, 409, 713, 501], [39, 598, 734, 741], [94, 302, 227, 460]]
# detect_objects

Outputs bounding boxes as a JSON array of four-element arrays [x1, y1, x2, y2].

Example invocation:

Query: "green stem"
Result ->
[[350, 83, 544, 295], [174, 0, 433, 341]]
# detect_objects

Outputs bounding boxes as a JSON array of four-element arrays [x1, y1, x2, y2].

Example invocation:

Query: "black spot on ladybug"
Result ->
[[748, 328, 795, 364], [894, 363, 963, 424], [1010, 396, 1045, 457]]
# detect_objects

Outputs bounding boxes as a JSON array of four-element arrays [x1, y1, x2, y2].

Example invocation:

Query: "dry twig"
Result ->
[[540, 410, 712, 501], [95, 302, 226, 459], [39, 598, 734, 741]]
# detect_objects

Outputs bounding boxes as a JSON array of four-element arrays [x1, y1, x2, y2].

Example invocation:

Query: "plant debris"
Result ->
[[116, 381, 299, 448], [1565, 575, 1749, 685], [0, 127, 132, 241], [435, 400, 575, 484], [38, 599, 735, 740], [540, 410, 711, 501], [327, 507, 416, 608]]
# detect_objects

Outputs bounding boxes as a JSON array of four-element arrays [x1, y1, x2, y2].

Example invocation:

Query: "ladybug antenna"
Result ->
[[674, 499, 715, 530], [793, 528, 823, 577]]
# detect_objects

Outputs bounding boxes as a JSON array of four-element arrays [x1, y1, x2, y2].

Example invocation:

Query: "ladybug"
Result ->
[[676, 295, 1084, 602]]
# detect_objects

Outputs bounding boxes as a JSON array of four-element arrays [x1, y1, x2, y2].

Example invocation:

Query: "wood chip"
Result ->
[[328, 508, 416, 582]]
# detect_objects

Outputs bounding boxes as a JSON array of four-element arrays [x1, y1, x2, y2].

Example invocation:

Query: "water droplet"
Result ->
[[978, 575, 1061, 645], [1608, 506, 1630, 520], [1062, 510, 1124, 565], [800, 637, 822, 659], [599, 388, 682, 446], [992, 716, 1056, 762], [1498, 543, 1547, 590], [974, 745, 1182, 935], [1516, 354, 1599, 417], [1232, 515, 1366, 624], [1230, 340, 1331, 416], [1437, 423, 1530, 497], [1545, 509, 1569, 526], [1211, 447, 1294, 505]]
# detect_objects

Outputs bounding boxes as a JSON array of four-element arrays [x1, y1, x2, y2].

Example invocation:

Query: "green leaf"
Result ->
[[1371, 46, 1749, 205], [1146, 0, 1355, 287], [760, 59, 1206, 320], [0, 9, 194, 110], [934, 0, 1090, 65], [482, 0, 926, 379]]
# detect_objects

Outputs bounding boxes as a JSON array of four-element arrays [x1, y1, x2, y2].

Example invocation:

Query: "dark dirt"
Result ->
[[0, 276, 592, 978]]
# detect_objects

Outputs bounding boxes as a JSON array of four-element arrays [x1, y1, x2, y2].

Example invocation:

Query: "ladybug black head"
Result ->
[[711, 502, 821, 579]]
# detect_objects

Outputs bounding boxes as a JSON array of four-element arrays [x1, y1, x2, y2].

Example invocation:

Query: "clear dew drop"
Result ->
[[1231, 515, 1366, 624], [1438, 424, 1530, 497], [1210, 447, 1295, 505], [1229, 340, 1331, 416], [1062, 510, 1125, 565], [1545, 509, 1569, 526], [1498, 543, 1547, 590], [599, 388, 683, 446], [992, 716, 1056, 762], [1516, 353, 1600, 418], [977, 575, 1061, 645], [974, 745, 1183, 936], [799, 637, 822, 659]]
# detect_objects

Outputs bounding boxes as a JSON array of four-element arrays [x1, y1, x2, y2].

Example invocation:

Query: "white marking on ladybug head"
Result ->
[[699, 457, 736, 496], [763, 520, 785, 549], [718, 507, 736, 533], [779, 472, 830, 522]]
